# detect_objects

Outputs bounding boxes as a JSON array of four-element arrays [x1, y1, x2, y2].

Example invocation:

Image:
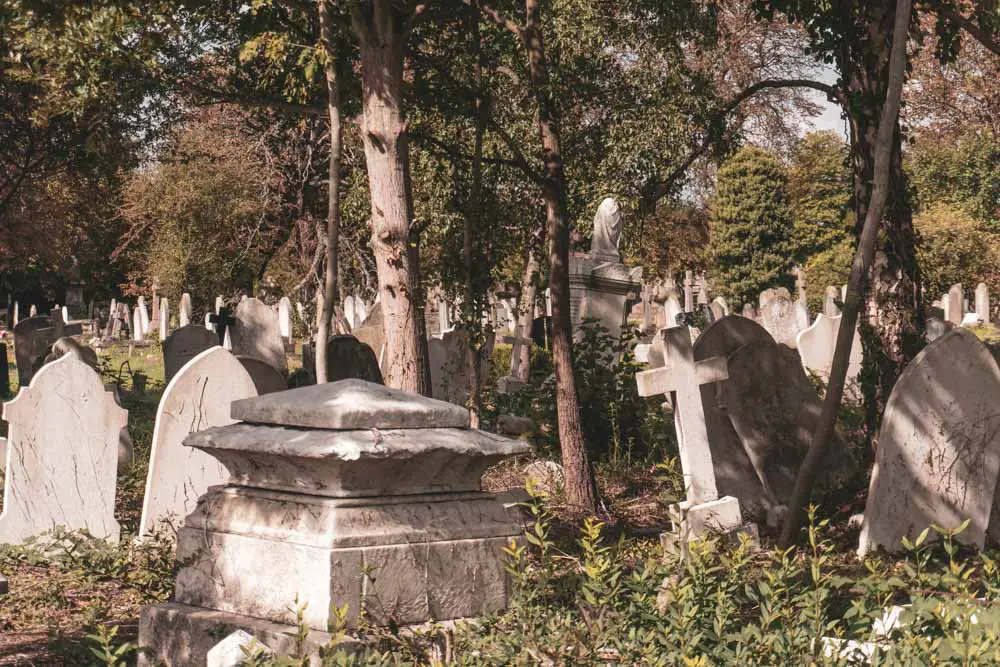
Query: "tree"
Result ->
[[915, 203, 1000, 301], [705, 145, 795, 309], [787, 131, 853, 263]]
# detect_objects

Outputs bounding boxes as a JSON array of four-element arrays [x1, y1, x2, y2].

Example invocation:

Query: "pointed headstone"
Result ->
[[139, 347, 258, 538], [179, 293, 193, 327], [0, 355, 127, 543], [159, 298, 170, 341]]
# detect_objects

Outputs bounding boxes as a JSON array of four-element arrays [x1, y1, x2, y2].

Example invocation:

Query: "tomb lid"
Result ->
[[230, 378, 470, 430]]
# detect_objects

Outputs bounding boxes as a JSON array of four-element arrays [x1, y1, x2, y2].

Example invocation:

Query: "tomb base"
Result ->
[[660, 496, 759, 555], [496, 376, 528, 394]]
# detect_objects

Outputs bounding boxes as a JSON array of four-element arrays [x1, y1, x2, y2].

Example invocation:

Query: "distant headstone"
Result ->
[[683, 271, 695, 312], [179, 293, 193, 327], [162, 325, 220, 383], [28, 305, 37, 317], [324, 335, 384, 384], [926, 317, 951, 342], [429, 329, 494, 405], [823, 286, 841, 317], [237, 356, 287, 394], [0, 355, 127, 543], [151, 291, 160, 331], [278, 297, 292, 340], [132, 306, 144, 342], [860, 330, 1000, 555], [976, 283, 991, 325], [13, 316, 54, 386], [139, 347, 257, 539], [11, 302, 18, 326], [944, 283, 964, 326], [665, 295, 684, 327], [710, 297, 728, 321], [742, 303, 757, 320], [138, 296, 151, 334], [215, 295, 224, 314], [159, 298, 170, 340], [758, 287, 808, 348], [353, 301, 386, 372], [796, 314, 863, 382], [230, 298, 286, 373]]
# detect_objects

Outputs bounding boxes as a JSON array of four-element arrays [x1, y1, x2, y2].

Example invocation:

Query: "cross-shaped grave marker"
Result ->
[[636, 326, 728, 504], [504, 326, 534, 380], [209, 307, 236, 347]]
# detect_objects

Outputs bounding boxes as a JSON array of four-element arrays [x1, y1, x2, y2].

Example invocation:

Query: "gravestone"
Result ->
[[237, 356, 287, 394], [28, 305, 37, 317], [133, 306, 145, 342], [859, 330, 1000, 555], [429, 328, 494, 405], [758, 287, 808, 348], [159, 298, 170, 341], [138, 380, 530, 664], [163, 325, 220, 383], [742, 303, 757, 320], [278, 297, 292, 340], [944, 283, 964, 326], [179, 293, 193, 327], [0, 355, 127, 543], [323, 335, 383, 384], [352, 301, 386, 371], [138, 296, 151, 334], [151, 292, 160, 332], [796, 314, 863, 382], [139, 347, 258, 539], [976, 283, 991, 325], [230, 298, 287, 374], [823, 286, 841, 317], [13, 316, 54, 386], [11, 301, 18, 326], [664, 295, 683, 328], [710, 297, 728, 321]]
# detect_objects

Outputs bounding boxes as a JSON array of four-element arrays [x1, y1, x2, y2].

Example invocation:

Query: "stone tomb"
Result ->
[[0, 355, 127, 544], [163, 325, 221, 384], [139, 347, 258, 539], [138, 380, 529, 665], [230, 298, 287, 374], [859, 329, 1000, 555]]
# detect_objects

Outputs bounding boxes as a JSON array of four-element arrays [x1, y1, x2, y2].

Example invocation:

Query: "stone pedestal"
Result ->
[[139, 380, 530, 666], [568, 253, 642, 340]]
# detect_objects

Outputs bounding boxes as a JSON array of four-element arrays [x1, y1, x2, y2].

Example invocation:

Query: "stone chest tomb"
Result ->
[[140, 379, 530, 665]]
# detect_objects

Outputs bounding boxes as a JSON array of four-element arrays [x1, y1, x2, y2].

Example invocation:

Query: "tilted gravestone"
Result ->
[[13, 315, 54, 386], [163, 325, 220, 383], [859, 329, 1000, 556], [0, 355, 127, 543], [237, 356, 287, 395], [230, 298, 287, 374], [139, 347, 258, 539]]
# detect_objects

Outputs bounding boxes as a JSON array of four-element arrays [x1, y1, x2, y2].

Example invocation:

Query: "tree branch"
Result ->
[[410, 128, 541, 180], [183, 82, 325, 116], [461, 0, 522, 36], [934, 6, 1000, 57]]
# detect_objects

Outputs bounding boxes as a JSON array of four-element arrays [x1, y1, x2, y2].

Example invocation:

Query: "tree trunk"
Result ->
[[352, 6, 429, 395], [523, 0, 598, 514], [844, 0, 922, 431], [515, 240, 542, 380], [780, 0, 912, 548], [316, 0, 341, 384]]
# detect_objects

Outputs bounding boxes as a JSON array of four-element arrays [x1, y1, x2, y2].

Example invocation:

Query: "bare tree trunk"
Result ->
[[316, 0, 341, 384], [779, 0, 912, 548], [523, 0, 597, 514], [351, 5, 429, 395]]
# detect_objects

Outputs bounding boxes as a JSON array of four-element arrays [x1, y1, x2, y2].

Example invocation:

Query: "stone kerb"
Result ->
[[139, 379, 530, 665]]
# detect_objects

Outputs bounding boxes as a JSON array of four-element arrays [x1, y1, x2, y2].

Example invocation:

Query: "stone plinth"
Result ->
[[139, 380, 530, 666], [568, 253, 642, 340]]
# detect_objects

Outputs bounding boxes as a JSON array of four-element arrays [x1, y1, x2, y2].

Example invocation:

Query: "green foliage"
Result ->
[[909, 129, 1000, 231], [915, 203, 1000, 303], [803, 236, 853, 315], [705, 145, 795, 309], [787, 131, 853, 265]]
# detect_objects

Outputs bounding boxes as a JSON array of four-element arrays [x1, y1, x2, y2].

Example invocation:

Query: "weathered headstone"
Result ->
[[823, 286, 841, 317], [159, 297, 170, 341], [323, 335, 384, 384], [12, 316, 54, 386], [683, 271, 695, 312], [498, 326, 533, 392], [742, 303, 757, 320], [710, 296, 728, 321], [796, 314, 863, 382], [352, 301, 386, 372], [133, 306, 145, 342], [976, 283, 991, 325], [139, 348, 258, 539], [0, 355, 127, 543], [138, 296, 151, 334], [139, 380, 529, 664], [237, 356, 288, 394], [179, 293, 193, 327], [151, 291, 160, 332], [859, 330, 1000, 555], [665, 295, 683, 327], [278, 297, 292, 340], [429, 328, 494, 405], [163, 325, 220, 383], [758, 287, 808, 348], [28, 305, 37, 317], [944, 283, 964, 326], [230, 298, 286, 373]]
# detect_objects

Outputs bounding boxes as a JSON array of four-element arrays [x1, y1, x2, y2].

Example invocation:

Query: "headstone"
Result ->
[[353, 302, 386, 372], [138, 380, 530, 664], [823, 286, 841, 317], [158, 298, 170, 341], [502, 326, 533, 386], [179, 293, 193, 327], [323, 335, 384, 384], [139, 347, 258, 539], [278, 297, 292, 340], [11, 302, 18, 326], [204, 312, 214, 331], [683, 271, 695, 312], [976, 283, 990, 325], [12, 316, 54, 386], [0, 355, 127, 543], [138, 296, 151, 334], [50, 307, 65, 339], [61, 306, 69, 325], [665, 295, 683, 327], [758, 287, 807, 348], [796, 314, 863, 382], [133, 306, 145, 342], [742, 303, 757, 320], [230, 298, 286, 373], [215, 295, 224, 314], [162, 325, 220, 383], [151, 291, 160, 331], [944, 283, 964, 326], [429, 329, 494, 405], [28, 305, 37, 317], [237, 356, 288, 394], [711, 297, 729, 319], [859, 330, 1000, 555]]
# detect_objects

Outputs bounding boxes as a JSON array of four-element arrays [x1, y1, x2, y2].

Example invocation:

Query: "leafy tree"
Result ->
[[915, 203, 1000, 301], [908, 130, 1000, 230], [787, 131, 853, 263], [705, 145, 794, 309]]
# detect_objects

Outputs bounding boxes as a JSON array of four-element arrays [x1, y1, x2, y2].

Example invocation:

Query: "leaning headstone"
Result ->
[[758, 287, 808, 348], [139, 347, 257, 539], [179, 293, 193, 327], [324, 335, 384, 384], [162, 325, 220, 383], [859, 330, 1000, 555], [796, 314, 863, 382], [278, 297, 292, 340], [138, 380, 530, 664], [237, 356, 287, 395], [0, 355, 127, 543], [13, 316, 54, 386], [230, 298, 287, 373], [976, 283, 991, 325]]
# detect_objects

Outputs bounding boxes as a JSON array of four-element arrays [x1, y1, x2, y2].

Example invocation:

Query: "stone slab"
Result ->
[[758, 287, 808, 348], [139, 347, 258, 539], [859, 329, 1000, 555], [0, 355, 127, 543], [796, 313, 863, 382], [163, 326, 220, 383], [230, 379, 470, 430], [230, 298, 287, 373]]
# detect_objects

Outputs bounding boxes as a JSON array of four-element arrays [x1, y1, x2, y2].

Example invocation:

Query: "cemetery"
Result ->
[[3, 0, 1000, 664]]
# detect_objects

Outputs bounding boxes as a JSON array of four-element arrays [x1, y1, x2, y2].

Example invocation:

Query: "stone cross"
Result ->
[[209, 307, 236, 347], [504, 326, 534, 381], [684, 271, 695, 312], [635, 326, 729, 504], [976, 283, 990, 325]]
